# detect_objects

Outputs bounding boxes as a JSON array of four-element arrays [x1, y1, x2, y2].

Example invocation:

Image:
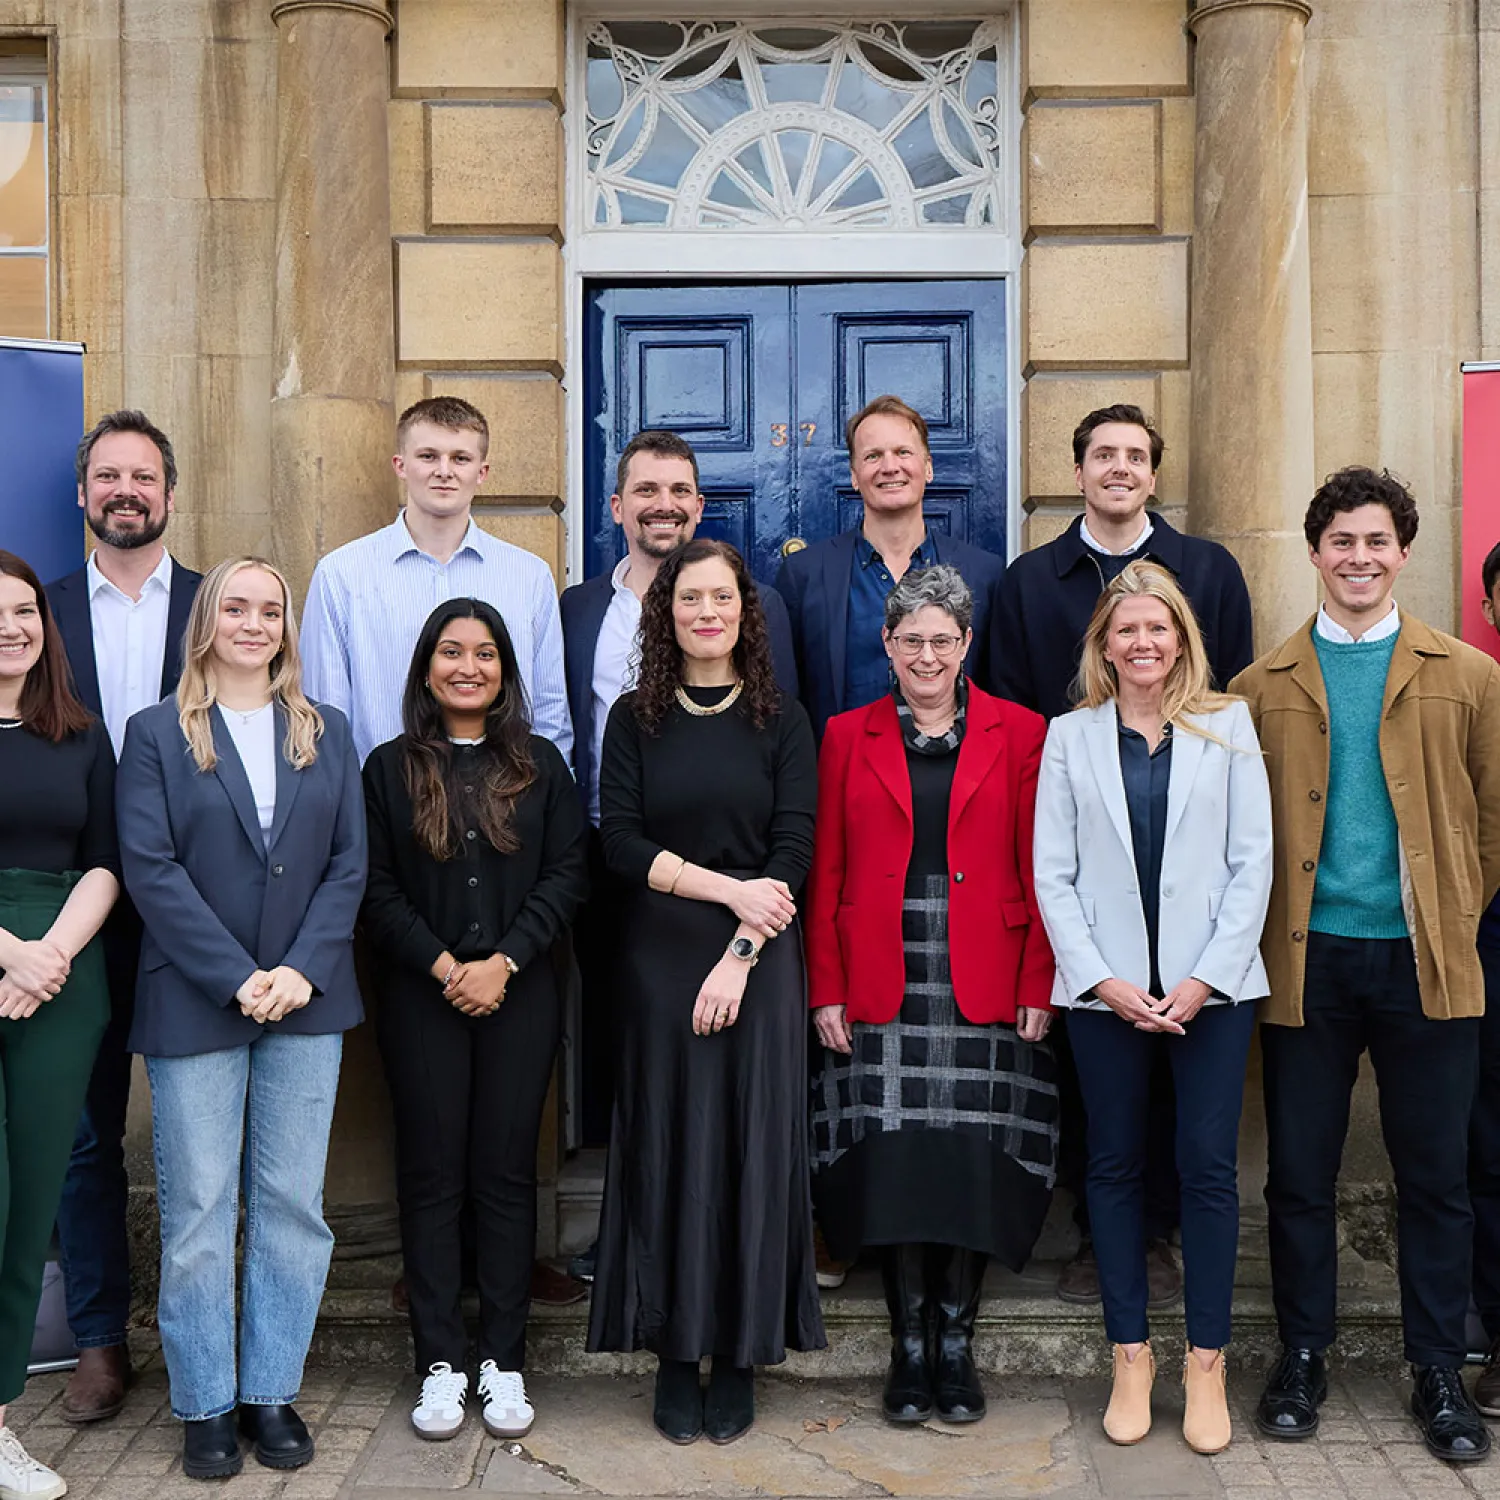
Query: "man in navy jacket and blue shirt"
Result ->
[[991, 404, 1254, 1309], [560, 430, 797, 1273], [775, 394, 1005, 741], [46, 410, 202, 1423]]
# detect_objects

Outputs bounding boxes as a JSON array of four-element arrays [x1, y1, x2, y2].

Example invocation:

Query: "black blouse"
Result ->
[[361, 734, 588, 977], [599, 687, 817, 891], [0, 719, 118, 876], [1118, 716, 1173, 995], [905, 746, 958, 890]]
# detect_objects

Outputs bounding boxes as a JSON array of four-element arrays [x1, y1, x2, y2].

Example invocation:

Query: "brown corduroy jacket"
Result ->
[[1229, 612, 1500, 1027]]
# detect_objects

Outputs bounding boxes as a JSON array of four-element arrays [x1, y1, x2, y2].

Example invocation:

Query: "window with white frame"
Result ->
[[0, 56, 48, 338], [583, 20, 1007, 232]]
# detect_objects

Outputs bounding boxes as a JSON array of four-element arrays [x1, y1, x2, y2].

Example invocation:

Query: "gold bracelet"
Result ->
[[667, 856, 687, 894]]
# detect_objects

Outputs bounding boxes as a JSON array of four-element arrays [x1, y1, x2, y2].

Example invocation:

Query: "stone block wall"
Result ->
[[389, 0, 566, 585], [1019, 0, 1194, 545]]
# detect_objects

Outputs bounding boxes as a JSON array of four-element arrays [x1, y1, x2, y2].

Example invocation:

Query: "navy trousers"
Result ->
[[1068, 1000, 1254, 1349]]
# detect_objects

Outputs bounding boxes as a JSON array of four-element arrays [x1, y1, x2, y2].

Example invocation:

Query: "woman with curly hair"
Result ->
[[362, 598, 587, 1444], [587, 538, 825, 1444]]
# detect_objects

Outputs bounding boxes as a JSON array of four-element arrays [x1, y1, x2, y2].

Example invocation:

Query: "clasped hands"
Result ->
[[1093, 975, 1211, 1034], [237, 965, 313, 1022], [433, 953, 512, 1017], [688, 877, 796, 1036], [0, 936, 71, 1019]]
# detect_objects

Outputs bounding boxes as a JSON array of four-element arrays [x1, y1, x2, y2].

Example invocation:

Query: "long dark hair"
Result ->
[[0, 550, 91, 743], [400, 598, 536, 860], [633, 538, 780, 732]]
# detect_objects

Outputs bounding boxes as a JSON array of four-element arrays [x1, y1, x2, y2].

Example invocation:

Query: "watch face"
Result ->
[[730, 937, 755, 960]]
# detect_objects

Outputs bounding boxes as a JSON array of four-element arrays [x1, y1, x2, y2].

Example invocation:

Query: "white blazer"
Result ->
[[1033, 698, 1273, 1010]]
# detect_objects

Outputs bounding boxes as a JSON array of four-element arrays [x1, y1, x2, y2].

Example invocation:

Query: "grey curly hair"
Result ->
[[883, 563, 973, 636]]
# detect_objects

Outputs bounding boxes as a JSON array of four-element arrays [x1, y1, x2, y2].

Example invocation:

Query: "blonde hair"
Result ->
[[1073, 560, 1239, 741], [176, 556, 324, 773]]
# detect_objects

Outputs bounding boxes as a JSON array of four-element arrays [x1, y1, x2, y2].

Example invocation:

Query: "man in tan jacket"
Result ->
[[1232, 467, 1500, 1463]]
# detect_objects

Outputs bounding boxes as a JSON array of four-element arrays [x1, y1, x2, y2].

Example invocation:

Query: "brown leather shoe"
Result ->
[[1476, 1335, 1500, 1417], [61, 1344, 132, 1424], [530, 1260, 587, 1306], [1145, 1238, 1182, 1309], [1056, 1239, 1101, 1304]]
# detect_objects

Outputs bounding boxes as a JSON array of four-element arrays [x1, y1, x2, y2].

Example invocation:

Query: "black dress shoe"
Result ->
[[704, 1361, 754, 1444], [1255, 1346, 1327, 1439], [880, 1244, 934, 1423], [238, 1403, 314, 1469], [653, 1358, 703, 1445], [1411, 1365, 1492, 1463], [182, 1413, 243, 1480]]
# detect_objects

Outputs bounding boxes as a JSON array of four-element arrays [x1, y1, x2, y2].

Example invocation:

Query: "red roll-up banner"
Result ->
[[1462, 363, 1500, 664]]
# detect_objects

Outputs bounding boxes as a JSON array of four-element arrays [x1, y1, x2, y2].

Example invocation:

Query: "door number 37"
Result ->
[[770, 423, 817, 447]]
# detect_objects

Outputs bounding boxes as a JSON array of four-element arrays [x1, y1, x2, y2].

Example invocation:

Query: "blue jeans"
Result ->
[[147, 1032, 342, 1421], [1068, 1002, 1255, 1350]]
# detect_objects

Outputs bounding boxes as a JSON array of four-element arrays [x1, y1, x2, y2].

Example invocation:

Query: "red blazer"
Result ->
[[806, 685, 1054, 1025]]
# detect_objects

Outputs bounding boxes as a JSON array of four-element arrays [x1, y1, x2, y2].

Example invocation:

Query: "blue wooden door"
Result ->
[[585, 280, 1007, 583]]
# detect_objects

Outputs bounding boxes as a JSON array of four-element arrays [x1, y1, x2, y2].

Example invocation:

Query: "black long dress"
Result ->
[[586, 684, 826, 1365]]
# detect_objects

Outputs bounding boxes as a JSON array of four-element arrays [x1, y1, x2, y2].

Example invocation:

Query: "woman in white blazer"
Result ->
[[1033, 561, 1271, 1456]]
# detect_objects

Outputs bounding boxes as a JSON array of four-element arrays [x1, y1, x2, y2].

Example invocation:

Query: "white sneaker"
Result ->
[[477, 1361, 535, 1438], [0, 1426, 66, 1500], [411, 1361, 468, 1440]]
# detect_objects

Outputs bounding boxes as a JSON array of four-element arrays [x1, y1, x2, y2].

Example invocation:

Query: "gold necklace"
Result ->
[[674, 680, 744, 717]]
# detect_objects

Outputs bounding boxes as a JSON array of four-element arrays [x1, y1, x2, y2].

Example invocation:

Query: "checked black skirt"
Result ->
[[811, 875, 1060, 1269]]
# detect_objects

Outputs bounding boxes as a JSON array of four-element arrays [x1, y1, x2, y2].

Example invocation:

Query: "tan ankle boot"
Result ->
[[1182, 1345, 1231, 1453], [1103, 1342, 1154, 1444]]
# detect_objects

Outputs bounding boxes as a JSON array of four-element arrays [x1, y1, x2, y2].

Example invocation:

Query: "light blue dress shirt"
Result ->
[[300, 512, 573, 766]]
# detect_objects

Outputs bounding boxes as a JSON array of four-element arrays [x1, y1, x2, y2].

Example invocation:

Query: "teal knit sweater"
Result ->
[[1309, 630, 1408, 939]]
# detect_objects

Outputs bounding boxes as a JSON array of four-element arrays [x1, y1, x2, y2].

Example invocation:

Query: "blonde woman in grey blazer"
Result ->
[[1033, 561, 1271, 1456]]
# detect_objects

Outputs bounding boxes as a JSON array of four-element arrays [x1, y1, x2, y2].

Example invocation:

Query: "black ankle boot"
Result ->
[[182, 1412, 243, 1480], [653, 1358, 703, 1444], [705, 1360, 755, 1444], [238, 1403, 314, 1469], [930, 1244, 987, 1423], [880, 1243, 934, 1423]]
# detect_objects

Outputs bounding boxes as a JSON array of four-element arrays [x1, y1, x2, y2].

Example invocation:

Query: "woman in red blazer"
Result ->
[[807, 564, 1057, 1429]]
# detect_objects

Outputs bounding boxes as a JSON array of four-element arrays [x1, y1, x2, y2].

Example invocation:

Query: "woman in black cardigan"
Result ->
[[362, 598, 587, 1445]]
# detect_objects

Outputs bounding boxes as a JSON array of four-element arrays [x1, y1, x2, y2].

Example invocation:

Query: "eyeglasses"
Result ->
[[890, 632, 964, 658]]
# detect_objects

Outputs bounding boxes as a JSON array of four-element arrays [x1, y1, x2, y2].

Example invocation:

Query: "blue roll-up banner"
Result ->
[[0, 335, 85, 584]]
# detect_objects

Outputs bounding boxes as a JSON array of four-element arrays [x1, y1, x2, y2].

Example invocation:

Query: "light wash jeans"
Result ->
[[146, 1031, 343, 1421]]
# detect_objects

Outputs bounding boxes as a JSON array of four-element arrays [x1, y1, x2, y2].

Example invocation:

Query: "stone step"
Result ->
[[304, 1250, 1408, 1378]]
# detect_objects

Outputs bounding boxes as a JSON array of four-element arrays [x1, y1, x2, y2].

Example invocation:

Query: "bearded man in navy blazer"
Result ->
[[45, 410, 202, 1423], [776, 394, 1005, 741], [559, 430, 797, 1266]]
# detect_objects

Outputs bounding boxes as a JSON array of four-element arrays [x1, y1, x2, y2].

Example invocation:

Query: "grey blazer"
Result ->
[[117, 696, 368, 1056], [1032, 698, 1272, 1009]]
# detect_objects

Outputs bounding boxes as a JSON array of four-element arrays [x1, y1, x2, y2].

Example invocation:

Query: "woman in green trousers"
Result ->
[[0, 550, 119, 1500]]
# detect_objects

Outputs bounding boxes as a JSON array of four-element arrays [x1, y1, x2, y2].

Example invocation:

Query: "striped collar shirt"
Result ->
[[300, 511, 573, 766]]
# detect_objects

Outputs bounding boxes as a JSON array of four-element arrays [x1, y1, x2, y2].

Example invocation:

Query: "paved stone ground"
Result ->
[[15, 1352, 1500, 1500]]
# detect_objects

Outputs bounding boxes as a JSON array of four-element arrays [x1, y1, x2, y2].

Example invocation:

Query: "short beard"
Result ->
[[632, 519, 691, 559], [87, 510, 168, 550]]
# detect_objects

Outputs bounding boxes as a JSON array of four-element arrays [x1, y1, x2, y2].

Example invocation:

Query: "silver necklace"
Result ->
[[0, 717, 22, 730], [225, 702, 272, 726]]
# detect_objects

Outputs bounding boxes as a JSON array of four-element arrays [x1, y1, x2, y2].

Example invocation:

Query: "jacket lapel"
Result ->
[[162, 563, 200, 699], [862, 699, 913, 825], [949, 691, 1003, 828], [1081, 701, 1135, 858], [1381, 616, 1445, 716], [1163, 718, 1207, 849], [211, 706, 270, 859], [267, 704, 303, 853], [824, 533, 855, 712], [52, 571, 103, 716]]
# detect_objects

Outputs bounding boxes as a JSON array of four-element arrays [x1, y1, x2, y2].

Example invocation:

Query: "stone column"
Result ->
[[1187, 0, 1318, 651], [270, 0, 399, 1255]]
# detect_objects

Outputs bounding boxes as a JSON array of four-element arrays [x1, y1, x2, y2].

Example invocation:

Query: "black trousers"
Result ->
[[1263, 932, 1479, 1367], [1471, 942, 1500, 1340], [375, 963, 561, 1373], [1052, 1010, 1179, 1241]]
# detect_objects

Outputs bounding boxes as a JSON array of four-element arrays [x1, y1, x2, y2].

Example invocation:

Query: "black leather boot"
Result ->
[[182, 1413, 243, 1480], [880, 1243, 934, 1423], [652, 1358, 703, 1444], [930, 1243, 988, 1423]]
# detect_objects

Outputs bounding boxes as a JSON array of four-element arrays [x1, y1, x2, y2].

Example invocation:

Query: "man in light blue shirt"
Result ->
[[301, 397, 572, 764]]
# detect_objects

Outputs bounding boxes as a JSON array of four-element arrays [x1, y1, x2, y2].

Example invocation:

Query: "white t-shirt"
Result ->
[[221, 702, 277, 846]]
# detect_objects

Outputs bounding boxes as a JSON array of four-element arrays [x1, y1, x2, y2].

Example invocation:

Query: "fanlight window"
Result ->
[[584, 20, 1007, 231]]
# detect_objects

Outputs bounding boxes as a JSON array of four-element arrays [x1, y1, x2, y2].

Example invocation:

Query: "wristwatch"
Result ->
[[727, 936, 760, 967], [498, 953, 520, 977]]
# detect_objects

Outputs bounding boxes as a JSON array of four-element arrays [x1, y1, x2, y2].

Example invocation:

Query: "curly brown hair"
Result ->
[[632, 538, 781, 733]]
